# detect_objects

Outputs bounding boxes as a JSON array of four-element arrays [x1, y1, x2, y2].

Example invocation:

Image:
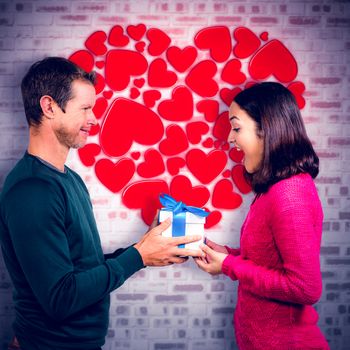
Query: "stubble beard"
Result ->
[[55, 127, 85, 150]]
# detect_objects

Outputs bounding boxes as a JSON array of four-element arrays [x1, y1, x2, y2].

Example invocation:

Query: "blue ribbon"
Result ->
[[159, 193, 209, 248]]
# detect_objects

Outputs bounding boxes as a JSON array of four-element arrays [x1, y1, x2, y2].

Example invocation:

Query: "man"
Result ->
[[0, 57, 202, 350]]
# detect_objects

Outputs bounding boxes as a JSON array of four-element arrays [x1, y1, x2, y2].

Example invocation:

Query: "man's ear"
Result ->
[[39, 95, 56, 120]]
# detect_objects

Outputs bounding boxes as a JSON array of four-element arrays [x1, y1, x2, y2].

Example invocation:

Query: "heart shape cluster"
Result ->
[[70, 24, 305, 228]]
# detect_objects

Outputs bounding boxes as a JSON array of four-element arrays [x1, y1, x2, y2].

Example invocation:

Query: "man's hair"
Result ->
[[234, 82, 319, 194], [21, 57, 96, 126]]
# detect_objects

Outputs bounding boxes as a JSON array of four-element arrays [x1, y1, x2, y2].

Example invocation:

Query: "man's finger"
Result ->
[[150, 218, 171, 235], [171, 234, 202, 245], [171, 256, 189, 264], [173, 247, 204, 257]]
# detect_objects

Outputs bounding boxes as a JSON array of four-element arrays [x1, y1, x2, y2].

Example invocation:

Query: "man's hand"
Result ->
[[194, 243, 228, 275], [134, 219, 204, 266]]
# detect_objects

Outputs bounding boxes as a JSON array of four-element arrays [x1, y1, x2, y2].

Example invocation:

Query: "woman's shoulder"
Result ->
[[266, 173, 318, 204]]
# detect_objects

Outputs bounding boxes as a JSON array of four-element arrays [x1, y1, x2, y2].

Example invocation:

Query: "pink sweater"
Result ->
[[222, 173, 329, 350]]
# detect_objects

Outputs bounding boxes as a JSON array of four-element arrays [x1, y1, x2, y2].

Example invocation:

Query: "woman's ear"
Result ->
[[39, 95, 56, 120]]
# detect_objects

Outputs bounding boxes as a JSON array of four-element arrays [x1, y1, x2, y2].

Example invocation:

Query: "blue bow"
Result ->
[[159, 193, 210, 217], [159, 194, 209, 248]]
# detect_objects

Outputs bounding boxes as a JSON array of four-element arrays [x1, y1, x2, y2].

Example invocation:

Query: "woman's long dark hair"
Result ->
[[234, 82, 319, 194]]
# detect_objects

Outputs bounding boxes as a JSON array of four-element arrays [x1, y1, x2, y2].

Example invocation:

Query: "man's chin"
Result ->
[[72, 142, 86, 149]]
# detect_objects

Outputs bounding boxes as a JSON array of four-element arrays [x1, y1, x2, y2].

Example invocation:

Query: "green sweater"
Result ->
[[0, 152, 144, 350]]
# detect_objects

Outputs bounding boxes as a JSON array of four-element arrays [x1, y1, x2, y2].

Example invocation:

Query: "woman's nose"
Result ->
[[227, 129, 235, 144]]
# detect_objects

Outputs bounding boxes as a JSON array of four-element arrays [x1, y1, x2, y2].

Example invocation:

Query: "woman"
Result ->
[[195, 82, 329, 349]]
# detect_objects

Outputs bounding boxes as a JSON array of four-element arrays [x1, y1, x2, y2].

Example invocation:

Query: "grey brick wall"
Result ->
[[0, 0, 349, 349]]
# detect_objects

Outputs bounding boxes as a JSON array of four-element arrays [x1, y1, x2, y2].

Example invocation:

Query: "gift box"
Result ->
[[158, 193, 209, 250]]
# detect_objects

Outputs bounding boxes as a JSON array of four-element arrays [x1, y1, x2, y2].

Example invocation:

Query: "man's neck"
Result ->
[[28, 128, 69, 172]]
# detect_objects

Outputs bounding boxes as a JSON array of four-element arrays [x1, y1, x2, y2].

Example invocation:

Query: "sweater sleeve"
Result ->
[[3, 178, 144, 321], [225, 246, 240, 256], [222, 181, 323, 305]]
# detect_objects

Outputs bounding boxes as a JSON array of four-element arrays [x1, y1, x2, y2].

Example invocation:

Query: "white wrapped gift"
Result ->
[[158, 209, 206, 250]]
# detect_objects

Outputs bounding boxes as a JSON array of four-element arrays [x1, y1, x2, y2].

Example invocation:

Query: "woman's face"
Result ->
[[228, 101, 264, 173]]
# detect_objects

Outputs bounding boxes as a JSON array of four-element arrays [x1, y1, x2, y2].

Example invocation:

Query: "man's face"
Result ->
[[52, 79, 97, 149]]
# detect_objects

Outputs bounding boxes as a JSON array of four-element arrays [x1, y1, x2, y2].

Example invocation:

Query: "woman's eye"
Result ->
[[232, 128, 240, 132]]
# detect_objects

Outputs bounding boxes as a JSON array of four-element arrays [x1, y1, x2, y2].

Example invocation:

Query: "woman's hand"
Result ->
[[205, 239, 229, 254], [194, 243, 228, 275]]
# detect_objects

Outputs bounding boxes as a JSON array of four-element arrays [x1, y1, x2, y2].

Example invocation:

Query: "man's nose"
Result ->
[[87, 109, 97, 126]]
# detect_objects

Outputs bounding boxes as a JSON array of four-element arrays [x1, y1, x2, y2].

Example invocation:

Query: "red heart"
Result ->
[[220, 87, 242, 106], [231, 164, 252, 194], [249, 39, 298, 83], [186, 122, 209, 144], [166, 157, 186, 176], [221, 142, 229, 151], [78, 143, 101, 167], [103, 91, 113, 99], [233, 27, 261, 59], [204, 210, 222, 229], [213, 111, 231, 141], [196, 100, 219, 123], [229, 147, 245, 163], [221, 59, 246, 85], [260, 32, 269, 41], [94, 72, 105, 95], [100, 98, 164, 157], [135, 41, 146, 52], [195, 26, 232, 62], [148, 58, 178, 88], [222, 169, 231, 178], [147, 28, 171, 56], [95, 61, 104, 69], [131, 152, 141, 160], [108, 25, 129, 47], [130, 87, 140, 99], [92, 97, 108, 119], [158, 86, 193, 121], [214, 140, 222, 149], [143, 90, 161, 108], [122, 180, 169, 225], [134, 78, 145, 88], [202, 138, 214, 148], [170, 175, 210, 208], [95, 158, 135, 193], [212, 179, 242, 209], [127, 24, 146, 41], [85, 31, 107, 56], [185, 60, 218, 98], [166, 46, 197, 73], [288, 81, 305, 109], [186, 149, 227, 184], [105, 50, 148, 91], [89, 124, 100, 136], [69, 50, 94, 72], [137, 149, 165, 178], [159, 124, 189, 156]]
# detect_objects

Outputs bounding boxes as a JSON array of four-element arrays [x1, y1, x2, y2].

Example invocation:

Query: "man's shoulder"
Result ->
[[1, 153, 64, 200]]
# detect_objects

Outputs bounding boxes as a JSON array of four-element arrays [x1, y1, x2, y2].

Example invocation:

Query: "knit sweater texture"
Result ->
[[0, 152, 144, 350], [222, 173, 329, 350]]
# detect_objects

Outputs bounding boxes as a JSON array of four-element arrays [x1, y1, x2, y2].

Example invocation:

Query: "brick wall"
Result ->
[[0, 0, 349, 349]]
